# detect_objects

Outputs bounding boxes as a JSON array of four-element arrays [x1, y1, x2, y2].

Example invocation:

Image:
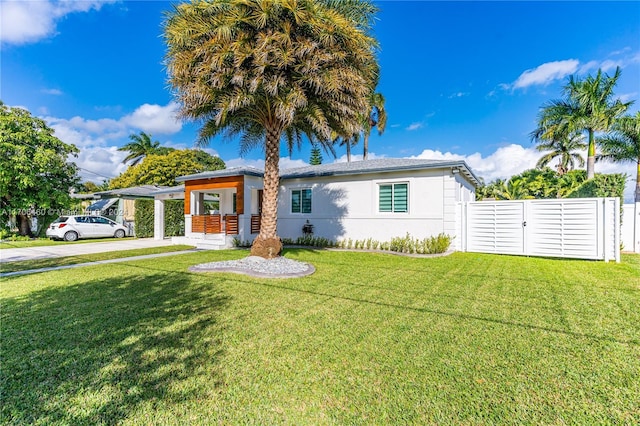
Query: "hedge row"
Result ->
[[566, 173, 626, 200], [134, 199, 184, 238]]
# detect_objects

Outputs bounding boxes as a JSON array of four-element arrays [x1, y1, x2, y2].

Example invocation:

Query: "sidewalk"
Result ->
[[1, 248, 198, 278], [0, 238, 177, 263]]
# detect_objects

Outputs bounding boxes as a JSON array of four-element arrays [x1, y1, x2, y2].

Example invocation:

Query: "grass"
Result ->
[[1, 250, 639, 425], [0, 237, 136, 249], [0, 245, 195, 274]]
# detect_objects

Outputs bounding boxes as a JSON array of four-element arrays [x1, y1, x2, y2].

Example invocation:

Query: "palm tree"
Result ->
[[535, 131, 586, 175], [362, 91, 386, 160], [118, 131, 162, 166], [597, 112, 640, 202], [164, 0, 379, 258], [334, 133, 359, 162], [532, 67, 631, 179]]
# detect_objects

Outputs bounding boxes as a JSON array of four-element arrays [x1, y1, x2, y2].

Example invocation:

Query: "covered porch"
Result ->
[[172, 167, 265, 249]]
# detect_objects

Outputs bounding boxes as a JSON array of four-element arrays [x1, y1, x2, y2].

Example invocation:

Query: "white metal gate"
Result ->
[[459, 198, 620, 262]]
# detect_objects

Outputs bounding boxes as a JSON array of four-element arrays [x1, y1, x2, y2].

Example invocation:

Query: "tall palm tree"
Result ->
[[334, 133, 359, 162], [362, 91, 386, 160], [597, 112, 640, 202], [535, 131, 586, 175], [532, 67, 631, 179], [118, 131, 161, 166], [164, 0, 379, 258]]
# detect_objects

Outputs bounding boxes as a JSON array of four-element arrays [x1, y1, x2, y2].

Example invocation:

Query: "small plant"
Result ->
[[8, 234, 34, 242], [232, 238, 253, 248], [259, 232, 451, 254]]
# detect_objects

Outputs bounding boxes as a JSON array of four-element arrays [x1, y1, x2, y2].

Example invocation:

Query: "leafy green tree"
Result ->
[[532, 67, 631, 180], [535, 131, 586, 175], [496, 178, 534, 200], [597, 112, 640, 202], [362, 90, 387, 160], [109, 149, 225, 189], [77, 180, 110, 193], [118, 131, 174, 166], [309, 146, 323, 165], [476, 168, 588, 201], [517, 168, 559, 198], [164, 0, 379, 258], [0, 102, 80, 236], [556, 169, 587, 198]]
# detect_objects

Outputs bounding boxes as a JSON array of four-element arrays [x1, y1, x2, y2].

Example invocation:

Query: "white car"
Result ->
[[46, 215, 128, 241]]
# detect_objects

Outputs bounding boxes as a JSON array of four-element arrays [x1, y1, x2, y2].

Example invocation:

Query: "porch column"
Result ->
[[116, 199, 124, 224], [154, 199, 165, 240]]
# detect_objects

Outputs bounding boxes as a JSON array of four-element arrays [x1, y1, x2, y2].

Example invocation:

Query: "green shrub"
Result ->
[[134, 199, 186, 238], [422, 233, 452, 254], [566, 173, 626, 200], [134, 200, 154, 238], [164, 200, 185, 237]]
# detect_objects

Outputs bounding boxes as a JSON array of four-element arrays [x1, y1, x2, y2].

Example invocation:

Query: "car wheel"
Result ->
[[114, 229, 126, 238], [64, 231, 79, 242]]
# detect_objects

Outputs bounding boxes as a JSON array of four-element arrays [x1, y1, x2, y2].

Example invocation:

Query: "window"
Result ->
[[379, 183, 408, 213], [291, 189, 312, 213]]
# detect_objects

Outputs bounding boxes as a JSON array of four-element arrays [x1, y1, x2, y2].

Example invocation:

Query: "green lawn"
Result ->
[[1, 250, 639, 425], [0, 245, 195, 274]]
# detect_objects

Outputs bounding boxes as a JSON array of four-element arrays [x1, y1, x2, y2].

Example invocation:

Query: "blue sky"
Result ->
[[2, 1, 639, 199]]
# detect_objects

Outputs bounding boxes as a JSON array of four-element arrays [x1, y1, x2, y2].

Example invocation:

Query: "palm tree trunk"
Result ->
[[346, 139, 351, 162], [363, 133, 369, 160], [250, 123, 284, 259], [586, 129, 596, 180], [259, 126, 281, 239]]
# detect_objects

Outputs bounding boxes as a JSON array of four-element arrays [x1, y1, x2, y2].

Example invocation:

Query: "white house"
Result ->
[[161, 158, 480, 249]]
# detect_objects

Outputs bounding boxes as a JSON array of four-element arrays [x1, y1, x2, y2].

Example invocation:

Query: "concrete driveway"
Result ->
[[0, 238, 177, 263]]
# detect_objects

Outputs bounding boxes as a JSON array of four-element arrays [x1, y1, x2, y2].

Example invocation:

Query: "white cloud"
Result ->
[[578, 60, 600, 74], [0, 0, 115, 46], [409, 144, 636, 202], [41, 101, 184, 182], [512, 60, 580, 89], [448, 92, 470, 99], [44, 101, 182, 145], [599, 59, 623, 73], [618, 92, 638, 103], [122, 102, 182, 135], [410, 144, 540, 183], [73, 146, 128, 183], [406, 122, 423, 131], [610, 47, 632, 56], [510, 50, 640, 92], [46, 116, 125, 145], [42, 88, 63, 95]]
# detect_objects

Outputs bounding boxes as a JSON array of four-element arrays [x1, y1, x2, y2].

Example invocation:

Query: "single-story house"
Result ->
[[159, 158, 480, 249], [92, 185, 168, 235]]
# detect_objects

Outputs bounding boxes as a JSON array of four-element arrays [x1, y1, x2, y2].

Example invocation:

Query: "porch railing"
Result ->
[[251, 214, 261, 234], [192, 214, 241, 235], [224, 214, 238, 235], [192, 215, 221, 234]]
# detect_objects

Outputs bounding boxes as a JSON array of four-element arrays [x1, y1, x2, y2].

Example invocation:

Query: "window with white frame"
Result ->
[[379, 183, 408, 213], [291, 188, 312, 214]]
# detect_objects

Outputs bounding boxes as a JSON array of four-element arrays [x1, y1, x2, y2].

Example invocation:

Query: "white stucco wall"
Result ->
[[276, 168, 476, 243]]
